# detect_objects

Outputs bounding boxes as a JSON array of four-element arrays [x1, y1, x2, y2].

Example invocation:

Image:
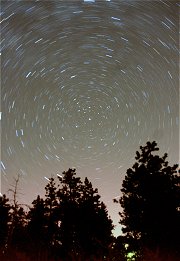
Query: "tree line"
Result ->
[[0, 141, 179, 261]]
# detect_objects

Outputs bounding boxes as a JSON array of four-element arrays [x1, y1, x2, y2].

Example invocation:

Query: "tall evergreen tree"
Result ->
[[11, 206, 27, 252], [116, 141, 180, 260], [44, 177, 59, 247], [0, 194, 11, 257], [78, 177, 113, 259], [57, 169, 83, 259], [26, 195, 47, 260], [56, 168, 114, 260]]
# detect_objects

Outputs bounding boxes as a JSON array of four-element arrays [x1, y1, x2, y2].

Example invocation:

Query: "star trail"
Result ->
[[1, 1, 179, 235]]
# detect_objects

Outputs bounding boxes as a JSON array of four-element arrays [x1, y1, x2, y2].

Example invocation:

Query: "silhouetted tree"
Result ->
[[0, 194, 11, 258], [77, 177, 113, 259], [1, 169, 114, 260], [56, 168, 114, 260], [115, 141, 180, 260], [3, 174, 29, 261], [8, 175, 21, 249], [27, 195, 47, 260], [11, 206, 27, 254], [45, 177, 58, 215], [44, 177, 60, 259], [56, 169, 83, 260]]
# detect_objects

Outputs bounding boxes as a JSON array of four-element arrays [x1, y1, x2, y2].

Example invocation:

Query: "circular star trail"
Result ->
[[1, 1, 179, 235]]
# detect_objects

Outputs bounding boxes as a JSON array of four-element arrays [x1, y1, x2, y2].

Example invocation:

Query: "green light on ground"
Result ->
[[127, 252, 136, 260]]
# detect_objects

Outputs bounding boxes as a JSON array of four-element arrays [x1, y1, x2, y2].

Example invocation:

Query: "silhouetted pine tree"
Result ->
[[56, 169, 83, 260], [0, 194, 11, 258], [44, 177, 60, 258], [56, 168, 114, 260], [115, 141, 180, 260], [78, 177, 113, 259], [11, 206, 27, 252], [26, 195, 47, 260], [2, 169, 114, 260]]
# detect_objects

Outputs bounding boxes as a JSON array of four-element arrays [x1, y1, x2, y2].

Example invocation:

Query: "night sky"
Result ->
[[1, 0, 179, 236]]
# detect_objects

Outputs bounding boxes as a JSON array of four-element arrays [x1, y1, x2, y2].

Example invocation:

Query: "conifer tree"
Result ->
[[44, 177, 59, 248], [56, 169, 114, 260], [27, 195, 47, 260], [11, 206, 27, 252], [116, 141, 180, 260], [0, 194, 11, 257]]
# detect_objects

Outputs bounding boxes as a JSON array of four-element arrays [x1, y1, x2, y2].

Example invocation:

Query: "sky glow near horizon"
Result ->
[[1, 0, 179, 236]]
